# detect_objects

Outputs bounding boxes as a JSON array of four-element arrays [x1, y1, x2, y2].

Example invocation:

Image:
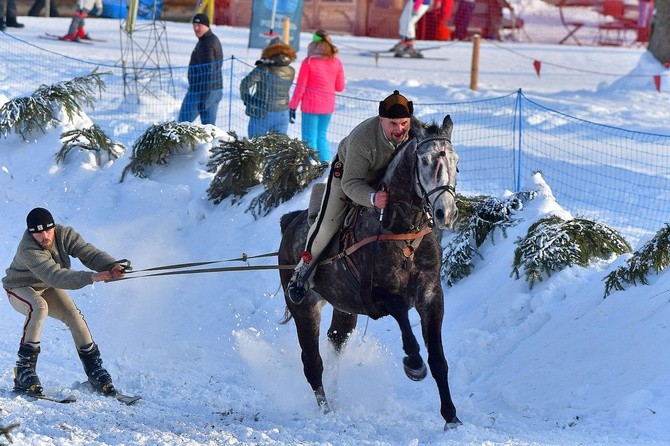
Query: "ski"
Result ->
[[112, 392, 142, 405], [45, 33, 106, 42], [387, 44, 444, 53], [359, 50, 449, 61], [73, 381, 141, 405], [39, 33, 94, 44], [11, 389, 77, 404]]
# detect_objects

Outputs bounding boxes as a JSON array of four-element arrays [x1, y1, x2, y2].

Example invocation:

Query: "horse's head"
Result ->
[[411, 115, 459, 229]]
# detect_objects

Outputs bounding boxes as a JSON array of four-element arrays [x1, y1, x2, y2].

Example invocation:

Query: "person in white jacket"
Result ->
[[389, 0, 432, 57], [61, 0, 102, 41]]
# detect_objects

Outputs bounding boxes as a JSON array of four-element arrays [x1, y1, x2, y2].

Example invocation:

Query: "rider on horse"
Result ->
[[287, 90, 415, 304]]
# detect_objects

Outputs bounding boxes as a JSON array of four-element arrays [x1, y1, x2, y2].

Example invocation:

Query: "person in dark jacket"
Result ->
[[178, 13, 224, 126], [239, 39, 297, 138], [1, 0, 24, 30], [2, 208, 128, 396], [28, 0, 61, 17]]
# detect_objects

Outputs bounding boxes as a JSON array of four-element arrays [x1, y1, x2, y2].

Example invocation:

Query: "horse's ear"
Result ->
[[442, 115, 453, 140]]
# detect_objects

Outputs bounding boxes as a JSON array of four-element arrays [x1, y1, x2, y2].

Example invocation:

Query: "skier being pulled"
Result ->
[[2, 208, 127, 396], [60, 0, 102, 41], [389, 0, 432, 58]]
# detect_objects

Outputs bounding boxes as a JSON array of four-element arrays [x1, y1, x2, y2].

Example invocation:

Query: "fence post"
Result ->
[[470, 35, 480, 91], [228, 56, 235, 132], [515, 89, 523, 193], [282, 18, 291, 43]]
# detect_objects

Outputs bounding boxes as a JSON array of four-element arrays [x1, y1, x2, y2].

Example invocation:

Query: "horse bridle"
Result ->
[[413, 136, 457, 212]]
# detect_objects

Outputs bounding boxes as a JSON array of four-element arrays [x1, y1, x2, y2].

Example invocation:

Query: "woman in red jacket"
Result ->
[[289, 30, 346, 163]]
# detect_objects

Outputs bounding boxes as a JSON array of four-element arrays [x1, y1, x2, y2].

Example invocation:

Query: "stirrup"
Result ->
[[287, 279, 308, 305]]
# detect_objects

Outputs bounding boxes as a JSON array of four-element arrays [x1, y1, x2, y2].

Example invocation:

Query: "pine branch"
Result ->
[[0, 69, 108, 140], [56, 124, 124, 165], [603, 224, 670, 297], [206, 133, 263, 204], [442, 192, 530, 285], [1, 422, 20, 445], [120, 121, 211, 181], [513, 216, 631, 290], [247, 134, 324, 218]]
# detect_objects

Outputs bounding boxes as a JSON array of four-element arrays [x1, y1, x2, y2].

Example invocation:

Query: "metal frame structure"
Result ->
[[119, 0, 175, 100]]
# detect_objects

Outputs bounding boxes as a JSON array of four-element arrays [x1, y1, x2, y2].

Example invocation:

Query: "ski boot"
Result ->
[[77, 27, 91, 40], [14, 343, 43, 394], [78, 343, 115, 395], [394, 41, 424, 58], [60, 33, 78, 41], [389, 37, 412, 53]]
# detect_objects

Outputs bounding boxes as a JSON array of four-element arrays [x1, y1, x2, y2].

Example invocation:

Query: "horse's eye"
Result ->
[[422, 157, 429, 166]]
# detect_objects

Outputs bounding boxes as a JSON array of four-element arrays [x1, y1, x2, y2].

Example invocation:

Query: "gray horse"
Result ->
[[278, 115, 461, 430]]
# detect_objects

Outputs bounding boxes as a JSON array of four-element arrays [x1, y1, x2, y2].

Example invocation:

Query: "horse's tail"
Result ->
[[280, 210, 303, 234], [279, 306, 293, 324]]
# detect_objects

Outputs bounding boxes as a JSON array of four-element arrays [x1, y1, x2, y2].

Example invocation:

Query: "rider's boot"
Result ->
[[287, 252, 313, 305], [78, 343, 115, 395], [14, 343, 43, 394]]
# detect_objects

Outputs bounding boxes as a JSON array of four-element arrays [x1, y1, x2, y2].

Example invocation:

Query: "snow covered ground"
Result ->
[[1, 15, 669, 446]]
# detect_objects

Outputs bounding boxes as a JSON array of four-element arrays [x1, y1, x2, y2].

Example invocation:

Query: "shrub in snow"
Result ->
[[0, 70, 106, 140], [56, 125, 125, 166], [442, 192, 530, 285], [206, 133, 265, 205], [207, 132, 326, 218], [120, 121, 211, 181], [603, 224, 670, 298], [513, 215, 631, 290]]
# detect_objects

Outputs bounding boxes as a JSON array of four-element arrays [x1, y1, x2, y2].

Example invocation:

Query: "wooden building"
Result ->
[[215, 0, 454, 39]]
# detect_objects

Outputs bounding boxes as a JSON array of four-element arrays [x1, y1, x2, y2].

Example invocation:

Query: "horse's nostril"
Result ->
[[434, 208, 445, 221]]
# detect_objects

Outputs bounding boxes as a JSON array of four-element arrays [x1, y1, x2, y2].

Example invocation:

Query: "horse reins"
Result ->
[[107, 252, 295, 281]]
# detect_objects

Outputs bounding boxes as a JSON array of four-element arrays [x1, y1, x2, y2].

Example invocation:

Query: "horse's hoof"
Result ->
[[315, 388, 331, 414], [443, 416, 462, 430], [403, 356, 427, 381]]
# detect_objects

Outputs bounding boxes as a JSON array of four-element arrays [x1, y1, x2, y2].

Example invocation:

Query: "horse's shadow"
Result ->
[[278, 115, 462, 430]]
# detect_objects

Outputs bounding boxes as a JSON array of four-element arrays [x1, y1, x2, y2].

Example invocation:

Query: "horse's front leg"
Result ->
[[327, 309, 358, 353], [376, 288, 427, 381], [416, 290, 461, 429], [291, 299, 331, 413]]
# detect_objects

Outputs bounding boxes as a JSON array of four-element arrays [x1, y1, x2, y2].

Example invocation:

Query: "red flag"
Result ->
[[533, 60, 541, 77], [653, 75, 661, 92]]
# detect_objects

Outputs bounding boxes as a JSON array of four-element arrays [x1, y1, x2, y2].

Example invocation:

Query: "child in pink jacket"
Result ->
[[289, 30, 346, 162]]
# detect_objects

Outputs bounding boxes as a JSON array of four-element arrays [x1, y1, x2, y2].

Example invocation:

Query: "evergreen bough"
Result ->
[[442, 192, 530, 285], [0, 69, 107, 140], [206, 134, 265, 205], [207, 132, 326, 218], [513, 216, 631, 290], [56, 124, 125, 165], [120, 121, 210, 181], [1, 422, 19, 445], [603, 224, 670, 297]]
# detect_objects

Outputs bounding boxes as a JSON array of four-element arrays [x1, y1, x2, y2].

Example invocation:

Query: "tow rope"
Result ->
[[107, 253, 295, 281]]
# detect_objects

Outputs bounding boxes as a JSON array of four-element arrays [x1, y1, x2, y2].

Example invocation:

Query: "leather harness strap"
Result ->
[[320, 226, 433, 265]]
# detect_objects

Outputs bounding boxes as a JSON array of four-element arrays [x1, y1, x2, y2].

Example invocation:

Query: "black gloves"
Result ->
[[289, 109, 296, 124]]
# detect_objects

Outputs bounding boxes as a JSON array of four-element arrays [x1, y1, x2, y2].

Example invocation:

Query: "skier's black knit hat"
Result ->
[[193, 13, 210, 27], [26, 207, 55, 233]]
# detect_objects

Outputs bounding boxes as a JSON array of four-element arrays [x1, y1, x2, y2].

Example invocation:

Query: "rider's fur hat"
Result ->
[[27, 207, 55, 233], [379, 90, 413, 119]]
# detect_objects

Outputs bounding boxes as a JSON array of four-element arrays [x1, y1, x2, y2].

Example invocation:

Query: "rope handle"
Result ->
[[116, 252, 278, 275]]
